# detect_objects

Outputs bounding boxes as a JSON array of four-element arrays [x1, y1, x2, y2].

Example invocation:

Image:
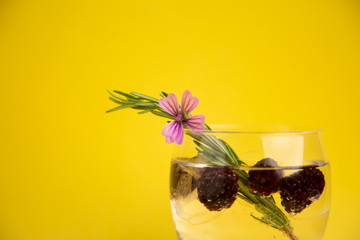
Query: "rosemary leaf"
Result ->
[[106, 104, 136, 113], [130, 92, 159, 102]]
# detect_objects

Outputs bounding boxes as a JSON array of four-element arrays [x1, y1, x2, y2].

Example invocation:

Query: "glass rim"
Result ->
[[184, 124, 323, 134], [172, 159, 329, 170]]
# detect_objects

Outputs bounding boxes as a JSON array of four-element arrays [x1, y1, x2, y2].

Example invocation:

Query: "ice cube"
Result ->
[[170, 163, 197, 198], [173, 190, 223, 225]]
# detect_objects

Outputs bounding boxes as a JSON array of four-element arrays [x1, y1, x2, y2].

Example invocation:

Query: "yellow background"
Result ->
[[0, 0, 359, 239]]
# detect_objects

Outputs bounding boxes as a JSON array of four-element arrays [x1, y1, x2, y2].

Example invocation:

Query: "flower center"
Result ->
[[175, 113, 184, 122]]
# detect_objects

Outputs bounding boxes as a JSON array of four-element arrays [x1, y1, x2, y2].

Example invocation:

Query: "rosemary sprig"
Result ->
[[189, 129, 295, 238], [106, 90, 298, 240]]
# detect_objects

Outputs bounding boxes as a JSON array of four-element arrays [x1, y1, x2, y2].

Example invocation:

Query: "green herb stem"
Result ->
[[106, 90, 298, 240]]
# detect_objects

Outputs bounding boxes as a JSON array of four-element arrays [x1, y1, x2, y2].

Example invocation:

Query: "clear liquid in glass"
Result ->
[[170, 158, 330, 240]]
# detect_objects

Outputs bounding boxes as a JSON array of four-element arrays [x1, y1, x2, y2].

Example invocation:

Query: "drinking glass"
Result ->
[[170, 125, 330, 240]]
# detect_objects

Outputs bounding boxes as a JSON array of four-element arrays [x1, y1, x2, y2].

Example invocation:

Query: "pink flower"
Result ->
[[159, 90, 205, 145]]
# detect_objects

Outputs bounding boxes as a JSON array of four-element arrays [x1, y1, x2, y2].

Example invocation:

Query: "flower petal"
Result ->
[[184, 115, 205, 133], [159, 93, 180, 116], [181, 90, 199, 114], [162, 121, 175, 138], [162, 121, 184, 145]]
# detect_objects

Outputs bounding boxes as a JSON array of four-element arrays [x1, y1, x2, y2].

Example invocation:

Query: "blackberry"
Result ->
[[248, 158, 283, 196], [197, 167, 239, 211], [280, 166, 325, 214]]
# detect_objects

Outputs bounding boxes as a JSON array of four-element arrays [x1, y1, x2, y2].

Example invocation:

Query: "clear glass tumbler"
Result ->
[[170, 125, 330, 240]]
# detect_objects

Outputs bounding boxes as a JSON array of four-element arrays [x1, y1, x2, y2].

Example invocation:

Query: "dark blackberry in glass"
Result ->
[[197, 167, 239, 211], [248, 158, 283, 196], [280, 166, 325, 214]]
